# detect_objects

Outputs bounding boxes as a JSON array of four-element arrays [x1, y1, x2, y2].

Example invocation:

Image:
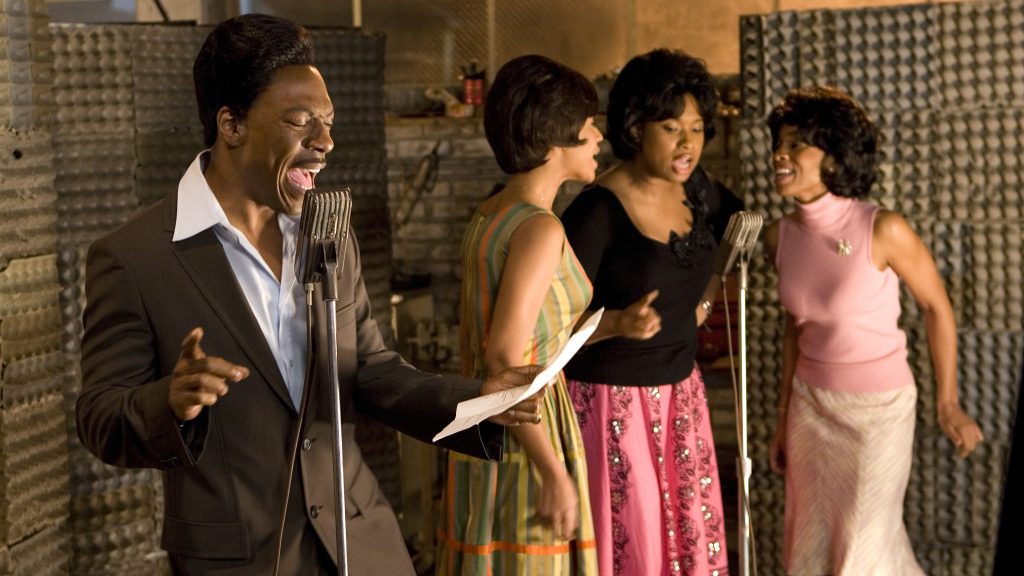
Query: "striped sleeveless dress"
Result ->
[[438, 203, 599, 575]]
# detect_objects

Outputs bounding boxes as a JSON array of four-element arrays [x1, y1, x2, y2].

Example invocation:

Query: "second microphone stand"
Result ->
[[735, 254, 753, 576], [720, 249, 756, 576]]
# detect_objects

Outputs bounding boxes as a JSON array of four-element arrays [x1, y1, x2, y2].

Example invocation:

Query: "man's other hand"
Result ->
[[481, 365, 544, 427]]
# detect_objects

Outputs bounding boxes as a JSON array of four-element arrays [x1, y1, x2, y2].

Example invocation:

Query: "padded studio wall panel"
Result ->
[[874, 110, 933, 214], [133, 127, 203, 207], [66, 462, 164, 575], [762, 11, 799, 118], [795, 10, 836, 90], [0, 5, 68, 572], [932, 109, 1024, 222], [310, 28, 392, 339], [351, 198, 393, 312], [835, 6, 937, 113], [0, 254, 69, 553], [740, 15, 767, 119], [3, 522, 68, 576], [50, 24, 210, 241], [308, 28, 401, 510], [50, 24, 163, 573], [50, 24, 138, 249], [53, 132, 136, 246], [129, 26, 209, 133], [957, 332, 1023, 431], [312, 30, 386, 144], [50, 25, 134, 134], [937, 0, 1024, 110], [0, 391, 70, 544], [738, 11, 829, 118], [737, 118, 784, 222], [964, 223, 1024, 333], [906, 428, 939, 553], [927, 220, 969, 326], [55, 245, 83, 446], [130, 26, 208, 209], [0, 254, 62, 415], [739, 2, 1024, 574], [0, 0, 53, 132], [0, 131, 56, 269]]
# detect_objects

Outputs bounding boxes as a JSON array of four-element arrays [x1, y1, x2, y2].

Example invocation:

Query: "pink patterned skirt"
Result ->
[[569, 367, 729, 576]]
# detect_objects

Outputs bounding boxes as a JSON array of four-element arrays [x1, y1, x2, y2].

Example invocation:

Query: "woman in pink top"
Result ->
[[763, 87, 984, 575]]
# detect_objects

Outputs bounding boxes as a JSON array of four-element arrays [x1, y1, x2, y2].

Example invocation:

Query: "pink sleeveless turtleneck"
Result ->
[[776, 193, 914, 393]]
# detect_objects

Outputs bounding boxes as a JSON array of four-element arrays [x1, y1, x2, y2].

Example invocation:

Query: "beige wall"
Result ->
[[131, 0, 971, 78], [136, 0, 235, 23], [634, 0, 764, 75]]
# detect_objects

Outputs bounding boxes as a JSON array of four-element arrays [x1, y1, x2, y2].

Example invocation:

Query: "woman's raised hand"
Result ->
[[616, 289, 662, 340]]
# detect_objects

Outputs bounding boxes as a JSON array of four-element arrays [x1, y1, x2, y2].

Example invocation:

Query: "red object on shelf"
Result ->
[[462, 78, 484, 105]]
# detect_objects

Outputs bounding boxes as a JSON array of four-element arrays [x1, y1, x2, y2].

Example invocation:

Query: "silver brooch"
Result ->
[[837, 239, 853, 256]]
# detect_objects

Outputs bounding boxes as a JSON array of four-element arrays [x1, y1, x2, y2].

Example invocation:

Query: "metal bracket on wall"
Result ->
[[393, 140, 442, 231]]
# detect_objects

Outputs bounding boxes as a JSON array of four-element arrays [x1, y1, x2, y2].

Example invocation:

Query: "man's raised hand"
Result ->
[[169, 327, 250, 421]]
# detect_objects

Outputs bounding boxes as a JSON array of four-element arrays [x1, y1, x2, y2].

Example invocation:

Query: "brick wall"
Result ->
[[386, 117, 503, 349]]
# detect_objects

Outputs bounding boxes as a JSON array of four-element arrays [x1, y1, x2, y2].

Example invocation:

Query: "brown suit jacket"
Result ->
[[76, 193, 503, 574]]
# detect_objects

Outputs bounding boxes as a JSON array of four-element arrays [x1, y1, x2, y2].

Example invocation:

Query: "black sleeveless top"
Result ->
[[561, 167, 742, 385]]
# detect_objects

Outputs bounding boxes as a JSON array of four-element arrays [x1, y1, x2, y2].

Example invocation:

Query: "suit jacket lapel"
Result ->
[[162, 194, 296, 412]]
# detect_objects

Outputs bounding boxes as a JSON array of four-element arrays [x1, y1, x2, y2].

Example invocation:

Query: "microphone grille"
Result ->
[[726, 210, 763, 250], [296, 186, 353, 284], [299, 186, 352, 241]]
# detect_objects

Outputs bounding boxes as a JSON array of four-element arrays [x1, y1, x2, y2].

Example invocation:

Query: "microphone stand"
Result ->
[[736, 252, 753, 576], [314, 241, 349, 576]]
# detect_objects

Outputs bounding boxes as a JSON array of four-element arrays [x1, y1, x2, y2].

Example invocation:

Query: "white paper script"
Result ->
[[432, 308, 604, 442]]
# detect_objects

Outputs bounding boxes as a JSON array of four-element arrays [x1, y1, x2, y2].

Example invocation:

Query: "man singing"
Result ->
[[76, 14, 539, 575]]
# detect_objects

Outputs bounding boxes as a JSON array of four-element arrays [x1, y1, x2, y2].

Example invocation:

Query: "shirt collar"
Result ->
[[173, 150, 230, 242], [172, 150, 302, 243]]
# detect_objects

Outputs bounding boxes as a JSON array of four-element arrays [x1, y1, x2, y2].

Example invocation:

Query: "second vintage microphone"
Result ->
[[713, 211, 764, 277], [295, 187, 353, 285]]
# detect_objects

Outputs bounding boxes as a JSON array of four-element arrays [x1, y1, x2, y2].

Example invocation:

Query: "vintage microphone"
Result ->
[[714, 211, 763, 277], [714, 210, 763, 576], [296, 188, 352, 284], [276, 187, 353, 576]]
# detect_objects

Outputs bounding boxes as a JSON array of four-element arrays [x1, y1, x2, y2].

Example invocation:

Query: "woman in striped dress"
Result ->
[[436, 54, 602, 575]]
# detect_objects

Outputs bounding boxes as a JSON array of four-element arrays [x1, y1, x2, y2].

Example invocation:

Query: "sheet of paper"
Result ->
[[433, 308, 604, 442]]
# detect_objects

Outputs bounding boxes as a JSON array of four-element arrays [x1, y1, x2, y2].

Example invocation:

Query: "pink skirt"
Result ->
[[569, 368, 729, 576]]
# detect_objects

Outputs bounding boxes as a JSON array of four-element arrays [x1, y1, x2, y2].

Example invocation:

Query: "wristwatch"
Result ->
[[699, 299, 713, 315]]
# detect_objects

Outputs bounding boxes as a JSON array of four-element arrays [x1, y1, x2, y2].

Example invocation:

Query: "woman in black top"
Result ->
[[563, 49, 742, 576]]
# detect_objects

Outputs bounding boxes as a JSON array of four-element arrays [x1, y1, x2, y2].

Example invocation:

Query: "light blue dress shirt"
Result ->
[[172, 152, 308, 409]]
